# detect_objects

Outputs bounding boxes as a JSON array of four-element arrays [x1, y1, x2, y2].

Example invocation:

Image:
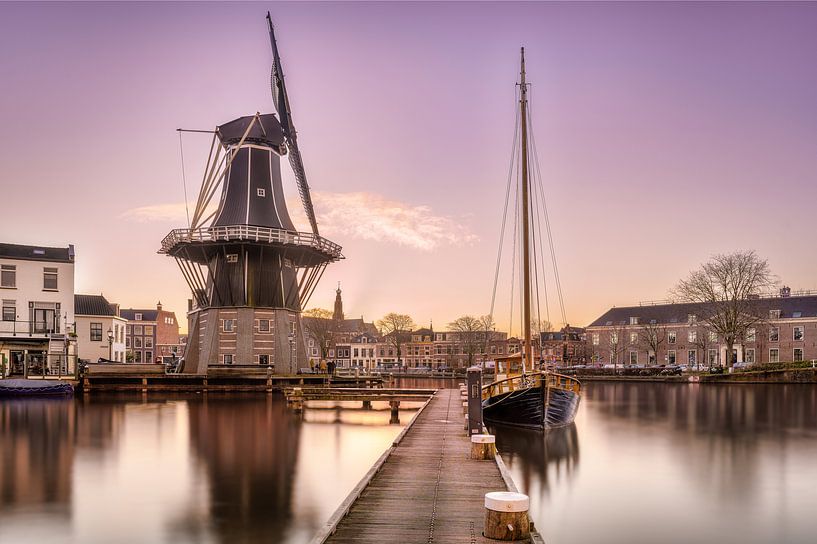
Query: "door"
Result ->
[[10, 350, 24, 375], [34, 309, 56, 333]]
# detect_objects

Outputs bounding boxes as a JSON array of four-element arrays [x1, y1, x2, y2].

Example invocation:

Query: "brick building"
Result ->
[[540, 326, 587, 365], [586, 291, 817, 367], [121, 302, 181, 364]]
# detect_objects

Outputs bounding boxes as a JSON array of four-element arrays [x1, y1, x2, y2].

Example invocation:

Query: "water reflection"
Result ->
[[0, 394, 413, 544], [497, 383, 817, 544]]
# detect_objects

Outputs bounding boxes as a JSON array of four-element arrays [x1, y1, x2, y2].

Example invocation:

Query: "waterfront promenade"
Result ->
[[313, 388, 544, 544]]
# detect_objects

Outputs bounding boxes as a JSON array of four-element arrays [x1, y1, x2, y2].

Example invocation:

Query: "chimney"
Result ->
[[112, 303, 120, 317], [157, 300, 163, 311]]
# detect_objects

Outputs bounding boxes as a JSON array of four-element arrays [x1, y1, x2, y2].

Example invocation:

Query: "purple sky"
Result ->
[[2, 2, 816, 333]]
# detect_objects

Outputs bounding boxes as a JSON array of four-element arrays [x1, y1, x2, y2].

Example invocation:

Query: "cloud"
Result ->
[[313, 191, 477, 251], [122, 191, 476, 251]]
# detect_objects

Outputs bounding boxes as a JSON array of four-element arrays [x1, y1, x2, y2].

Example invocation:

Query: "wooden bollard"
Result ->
[[484, 492, 530, 541], [470, 434, 496, 460]]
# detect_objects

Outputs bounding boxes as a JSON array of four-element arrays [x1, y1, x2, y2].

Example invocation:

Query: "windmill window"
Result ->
[[259, 319, 270, 333], [226, 254, 239, 263], [257, 188, 266, 197]]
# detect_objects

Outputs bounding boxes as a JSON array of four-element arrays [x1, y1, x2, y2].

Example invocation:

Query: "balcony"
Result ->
[[0, 319, 62, 338]]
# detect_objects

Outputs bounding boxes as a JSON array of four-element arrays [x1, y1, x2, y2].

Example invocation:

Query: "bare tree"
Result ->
[[377, 313, 415, 365], [672, 251, 774, 368], [478, 315, 497, 362], [607, 324, 628, 370], [691, 325, 715, 371], [448, 315, 485, 368], [302, 308, 334, 360], [639, 321, 667, 366]]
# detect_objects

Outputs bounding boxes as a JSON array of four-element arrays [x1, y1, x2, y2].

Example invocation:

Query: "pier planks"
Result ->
[[320, 388, 542, 544]]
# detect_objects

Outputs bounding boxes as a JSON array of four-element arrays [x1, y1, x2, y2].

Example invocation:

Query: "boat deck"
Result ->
[[318, 388, 543, 543]]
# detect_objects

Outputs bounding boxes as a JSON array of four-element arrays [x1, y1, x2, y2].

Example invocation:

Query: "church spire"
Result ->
[[333, 282, 344, 321]]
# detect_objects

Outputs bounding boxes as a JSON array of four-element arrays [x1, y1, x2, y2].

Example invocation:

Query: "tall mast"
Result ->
[[519, 47, 532, 373]]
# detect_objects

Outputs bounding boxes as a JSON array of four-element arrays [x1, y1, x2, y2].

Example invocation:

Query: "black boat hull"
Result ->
[[482, 384, 580, 430]]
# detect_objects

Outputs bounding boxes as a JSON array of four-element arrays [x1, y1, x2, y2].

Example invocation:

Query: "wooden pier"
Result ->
[[311, 388, 544, 544]]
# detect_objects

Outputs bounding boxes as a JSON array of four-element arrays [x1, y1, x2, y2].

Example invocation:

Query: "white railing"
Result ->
[[0, 320, 61, 337], [159, 225, 343, 258]]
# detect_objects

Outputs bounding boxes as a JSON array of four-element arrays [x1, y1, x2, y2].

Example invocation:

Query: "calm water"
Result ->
[[0, 394, 420, 544], [493, 383, 817, 544]]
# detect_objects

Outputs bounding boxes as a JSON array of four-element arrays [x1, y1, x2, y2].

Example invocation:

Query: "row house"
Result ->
[[0, 243, 76, 377], [403, 327, 434, 368], [586, 290, 817, 367], [74, 294, 127, 363], [350, 332, 378, 369], [121, 302, 181, 364], [540, 326, 587, 365]]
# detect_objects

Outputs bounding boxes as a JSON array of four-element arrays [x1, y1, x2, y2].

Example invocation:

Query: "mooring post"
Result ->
[[470, 434, 496, 460], [362, 399, 372, 410], [466, 366, 483, 436], [484, 491, 530, 540], [389, 400, 400, 424]]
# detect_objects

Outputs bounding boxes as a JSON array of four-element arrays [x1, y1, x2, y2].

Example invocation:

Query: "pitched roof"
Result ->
[[0, 243, 74, 263], [588, 295, 817, 327], [120, 309, 159, 322], [75, 294, 116, 316]]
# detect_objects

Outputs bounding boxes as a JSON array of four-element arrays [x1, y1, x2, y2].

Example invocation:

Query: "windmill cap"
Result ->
[[217, 114, 285, 149]]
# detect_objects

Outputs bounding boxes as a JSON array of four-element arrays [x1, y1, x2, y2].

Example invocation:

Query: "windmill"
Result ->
[[160, 13, 342, 374]]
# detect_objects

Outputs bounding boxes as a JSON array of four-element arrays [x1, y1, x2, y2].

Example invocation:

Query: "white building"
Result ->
[[75, 294, 127, 363], [350, 332, 378, 369], [0, 243, 76, 377]]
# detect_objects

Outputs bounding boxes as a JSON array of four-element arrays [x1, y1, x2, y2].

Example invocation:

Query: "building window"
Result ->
[[223, 319, 234, 332], [708, 349, 718, 366], [90, 322, 103, 341], [688, 350, 696, 366], [745, 349, 755, 364], [144, 325, 153, 335], [629, 317, 638, 325], [135, 313, 142, 321], [311, 348, 318, 356], [289, 321, 296, 335], [223, 354, 233, 365], [769, 327, 779, 342], [259, 319, 270, 333], [668, 331, 677, 344], [793, 326, 804, 341], [126, 337, 131, 348], [259, 354, 269, 365], [0, 265, 16, 288], [611, 332, 618, 344], [629, 332, 638, 344], [226, 254, 239, 263], [746, 328, 756, 342], [629, 351, 638, 365], [145, 351, 153, 363], [769, 310, 781, 320], [794, 348, 803, 362], [592, 333, 599, 346], [257, 188, 266, 197], [708, 331, 718, 342], [688, 314, 697, 325], [43, 267, 58, 290], [668, 350, 676, 365], [329, 349, 335, 358], [688, 330, 696, 343], [134, 351, 142, 363], [769, 348, 779, 363], [2, 300, 15, 321], [134, 337, 142, 348], [134, 325, 143, 335], [145, 337, 153, 348]]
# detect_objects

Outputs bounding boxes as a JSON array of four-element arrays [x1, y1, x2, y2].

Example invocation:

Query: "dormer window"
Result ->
[[629, 317, 639, 325], [688, 314, 697, 325], [769, 310, 781, 320], [135, 313, 142, 321]]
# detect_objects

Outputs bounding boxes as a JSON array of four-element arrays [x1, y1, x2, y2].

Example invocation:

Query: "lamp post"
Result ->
[[107, 327, 114, 361]]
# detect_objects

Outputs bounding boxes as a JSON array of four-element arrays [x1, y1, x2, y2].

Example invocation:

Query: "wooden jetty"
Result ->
[[80, 364, 382, 394], [311, 388, 545, 544]]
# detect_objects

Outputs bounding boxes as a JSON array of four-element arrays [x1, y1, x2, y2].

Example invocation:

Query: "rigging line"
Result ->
[[530, 170, 543, 338], [508, 109, 521, 339], [178, 131, 191, 228], [489, 88, 521, 323], [527, 92, 567, 325], [529, 134, 551, 327]]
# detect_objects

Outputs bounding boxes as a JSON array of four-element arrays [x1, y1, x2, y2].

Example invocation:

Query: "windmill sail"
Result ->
[[267, 12, 320, 236]]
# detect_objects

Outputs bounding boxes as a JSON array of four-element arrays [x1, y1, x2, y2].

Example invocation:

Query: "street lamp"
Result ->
[[107, 327, 114, 361]]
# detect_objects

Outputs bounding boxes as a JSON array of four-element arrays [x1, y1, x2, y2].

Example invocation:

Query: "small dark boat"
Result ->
[[482, 365, 581, 430], [0, 379, 74, 397]]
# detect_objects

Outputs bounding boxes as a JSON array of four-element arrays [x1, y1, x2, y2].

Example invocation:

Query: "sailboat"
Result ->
[[481, 48, 582, 430]]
